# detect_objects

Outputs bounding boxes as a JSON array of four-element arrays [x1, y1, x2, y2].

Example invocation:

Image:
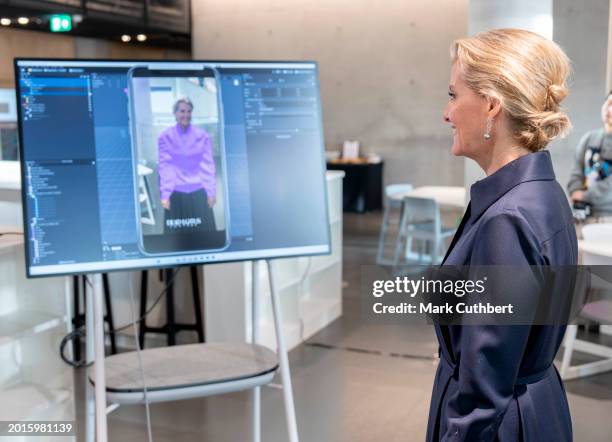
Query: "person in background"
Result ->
[[567, 91, 612, 232], [158, 97, 217, 233]]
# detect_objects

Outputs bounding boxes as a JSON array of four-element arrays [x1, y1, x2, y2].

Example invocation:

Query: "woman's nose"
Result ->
[[442, 104, 451, 123]]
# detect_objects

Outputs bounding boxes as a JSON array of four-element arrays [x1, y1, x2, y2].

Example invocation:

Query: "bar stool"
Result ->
[[377, 183, 413, 265], [138, 266, 205, 348], [394, 196, 456, 266], [560, 223, 612, 379]]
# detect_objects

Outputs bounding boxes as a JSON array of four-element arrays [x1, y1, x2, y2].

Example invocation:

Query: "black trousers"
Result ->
[[164, 189, 217, 233]]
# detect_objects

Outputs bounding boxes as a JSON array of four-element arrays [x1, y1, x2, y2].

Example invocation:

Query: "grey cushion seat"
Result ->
[[88, 342, 279, 404]]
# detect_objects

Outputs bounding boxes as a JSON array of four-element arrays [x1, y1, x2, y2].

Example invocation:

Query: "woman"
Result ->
[[567, 90, 612, 227], [158, 97, 217, 233], [427, 29, 576, 441]]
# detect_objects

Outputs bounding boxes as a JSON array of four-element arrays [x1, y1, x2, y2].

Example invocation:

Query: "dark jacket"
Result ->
[[426, 151, 577, 442]]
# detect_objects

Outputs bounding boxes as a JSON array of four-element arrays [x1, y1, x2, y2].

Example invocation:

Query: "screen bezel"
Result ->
[[14, 58, 331, 278], [127, 65, 231, 255]]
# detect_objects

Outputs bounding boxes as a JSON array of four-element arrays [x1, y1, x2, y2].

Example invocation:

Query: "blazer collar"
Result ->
[[469, 150, 556, 220]]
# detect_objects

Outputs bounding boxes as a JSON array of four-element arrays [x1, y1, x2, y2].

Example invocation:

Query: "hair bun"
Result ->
[[545, 84, 568, 111], [518, 110, 571, 151]]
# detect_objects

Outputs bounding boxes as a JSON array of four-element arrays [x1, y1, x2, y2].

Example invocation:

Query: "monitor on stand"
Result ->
[[15, 59, 330, 277]]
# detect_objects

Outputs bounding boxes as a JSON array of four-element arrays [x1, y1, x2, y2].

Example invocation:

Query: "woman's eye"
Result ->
[[448, 91, 456, 99]]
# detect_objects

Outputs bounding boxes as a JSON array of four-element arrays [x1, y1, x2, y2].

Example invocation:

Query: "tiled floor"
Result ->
[[74, 212, 612, 441]]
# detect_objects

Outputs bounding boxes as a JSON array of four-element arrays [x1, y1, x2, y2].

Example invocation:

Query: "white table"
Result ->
[[579, 240, 612, 261], [390, 185, 467, 210]]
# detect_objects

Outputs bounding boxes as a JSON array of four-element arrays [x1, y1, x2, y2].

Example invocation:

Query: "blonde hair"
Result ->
[[173, 97, 193, 113], [451, 28, 571, 152]]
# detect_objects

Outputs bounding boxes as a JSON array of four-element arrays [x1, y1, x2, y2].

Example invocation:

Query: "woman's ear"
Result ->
[[487, 95, 502, 120]]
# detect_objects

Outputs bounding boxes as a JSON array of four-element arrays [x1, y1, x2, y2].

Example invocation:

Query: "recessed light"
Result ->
[[136, 34, 147, 42], [121, 34, 131, 43], [17, 17, 29, 25]]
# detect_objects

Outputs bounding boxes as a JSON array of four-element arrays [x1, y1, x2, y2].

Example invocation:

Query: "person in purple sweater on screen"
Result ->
[[158, 97, 217, 233]]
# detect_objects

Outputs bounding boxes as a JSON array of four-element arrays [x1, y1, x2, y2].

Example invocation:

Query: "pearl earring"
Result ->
[[484, 118, 493, 140]]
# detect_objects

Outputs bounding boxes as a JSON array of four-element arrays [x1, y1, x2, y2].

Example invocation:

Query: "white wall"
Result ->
[[469, 0, 553, 38], [191, 0, 468, 187]]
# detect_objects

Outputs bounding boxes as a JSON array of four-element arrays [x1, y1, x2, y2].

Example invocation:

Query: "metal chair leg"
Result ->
[[190, 266, 205, 343], [377, 204, 392, 263], [138, 271, 148, 349], [102, 273, 117, 354], [165, 268, 176, 346], [72, 275, 81, 362], [393, 206, 409, 267], [559, 324, 578, 379]]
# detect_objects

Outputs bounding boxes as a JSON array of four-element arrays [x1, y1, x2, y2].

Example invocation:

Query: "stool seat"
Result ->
[[89, 342, 279, 404], [581, 299, 612, 324]]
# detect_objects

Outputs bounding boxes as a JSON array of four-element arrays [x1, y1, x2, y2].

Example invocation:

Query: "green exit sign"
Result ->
[[50, 14, 72, 32]]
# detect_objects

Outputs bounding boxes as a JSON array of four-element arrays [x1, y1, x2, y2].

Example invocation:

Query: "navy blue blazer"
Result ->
[[426, 151, 577, 442]]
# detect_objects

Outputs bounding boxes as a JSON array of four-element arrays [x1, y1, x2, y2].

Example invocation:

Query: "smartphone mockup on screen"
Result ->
[[128, 65, 230, 255]]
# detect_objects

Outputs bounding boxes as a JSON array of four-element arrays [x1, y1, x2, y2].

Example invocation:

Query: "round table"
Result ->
[[579, 239, 612, 264]]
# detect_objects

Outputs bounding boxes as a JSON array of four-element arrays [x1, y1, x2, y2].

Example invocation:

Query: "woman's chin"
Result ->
[[451, 142, 464, 157]]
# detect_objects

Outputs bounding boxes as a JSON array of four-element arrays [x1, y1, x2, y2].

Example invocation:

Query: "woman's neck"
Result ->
[[476, 141, 531, 176]]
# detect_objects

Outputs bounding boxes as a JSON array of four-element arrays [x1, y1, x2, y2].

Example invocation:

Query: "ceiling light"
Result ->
[[17, 17, 29, 25], [0, 18, 10, 26], [121, 34, 131, 43], [136, 34, 147, 42]]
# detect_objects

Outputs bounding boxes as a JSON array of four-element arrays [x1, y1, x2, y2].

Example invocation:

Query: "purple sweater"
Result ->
[[158, 123, 216, 201]]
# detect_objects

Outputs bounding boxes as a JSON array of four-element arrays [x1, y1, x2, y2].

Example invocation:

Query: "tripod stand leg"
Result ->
[[91, 274, 108, 442], [252, 261, 262, 442], [266, 260, 299, 442], [85, 276, 95, 442]]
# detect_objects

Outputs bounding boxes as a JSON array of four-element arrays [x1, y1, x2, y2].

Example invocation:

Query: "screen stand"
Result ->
[[85, 273, 109, 442], [253, 259, 300, 442], [252, 261, 261, 442], [85, 260, 299, 442]]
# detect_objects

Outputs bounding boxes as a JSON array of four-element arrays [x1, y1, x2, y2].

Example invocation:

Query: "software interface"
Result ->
[[16, 60, 330, 276]]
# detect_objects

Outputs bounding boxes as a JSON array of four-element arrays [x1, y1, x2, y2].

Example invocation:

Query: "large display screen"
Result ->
[[15, 59, 330, 277]]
